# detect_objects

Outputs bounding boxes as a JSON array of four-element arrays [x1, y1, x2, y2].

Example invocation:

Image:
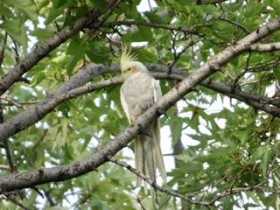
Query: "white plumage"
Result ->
[[120, 48, 166, 184]]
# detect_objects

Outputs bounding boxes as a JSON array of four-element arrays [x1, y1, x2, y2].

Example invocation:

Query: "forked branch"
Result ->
[[0, 17, 280, 193]]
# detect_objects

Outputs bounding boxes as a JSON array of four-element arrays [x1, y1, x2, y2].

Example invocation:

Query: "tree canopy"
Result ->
[[0, 0, 280, 209]]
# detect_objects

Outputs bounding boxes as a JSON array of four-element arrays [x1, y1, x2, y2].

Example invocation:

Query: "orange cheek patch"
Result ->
[[131, 65, 138, 73]]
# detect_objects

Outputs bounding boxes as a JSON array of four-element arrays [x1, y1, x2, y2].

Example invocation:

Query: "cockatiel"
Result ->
[[120, 48, 166, 184]]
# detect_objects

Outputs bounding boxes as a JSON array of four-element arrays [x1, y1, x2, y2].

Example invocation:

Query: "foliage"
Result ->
[[0, 0, 280, 209]]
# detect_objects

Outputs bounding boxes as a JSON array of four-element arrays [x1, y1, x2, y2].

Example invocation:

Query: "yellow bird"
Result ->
[[120, 48, 166, 184]]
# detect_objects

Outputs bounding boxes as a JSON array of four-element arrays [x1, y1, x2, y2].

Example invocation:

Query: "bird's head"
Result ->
[[120, 47, 148, 76]]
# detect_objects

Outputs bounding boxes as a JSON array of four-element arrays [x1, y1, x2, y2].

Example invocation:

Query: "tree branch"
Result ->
[[250, 42, 280, 52], [64, 66, 280, 117], [218, 17, 249, 34], [0, 64, 114, 142], [203, 80, 280, 116], [150, 66, 280, 115], [0, 58, 280, 143], [0, 32, 8, 68], [5, 197, 30, 210], [0, 0, 121, 96], [3, 139, 15, 172], [0, 17, 279, 193], [196, 0, 227, 4], [111, 159, 267, 207], [106, 20, 201, 36], [110, 159, 208, 206], [1, 62, 280, 142], [207, 185, 263, 206]]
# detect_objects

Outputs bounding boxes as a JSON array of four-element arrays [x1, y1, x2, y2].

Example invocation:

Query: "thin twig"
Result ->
[[10, 35, 20, 64], [0, 0, 121, 96], [0, 97, 23, 108], [44, 190, 56, 206], [112, 158, 268, 207], [208, 184, 263, 205], [247, 58, 280, 72], [218, 17, 250, 34], [3, 139, 15, 172], [110, 159, 209, 206], [5, 197, 29, 210], [168, 36, 199, 74], [0, 32, 8, 68], [0, 96, 40, 108], [196, 0, 227, 4], [0, 18, 280, 193], [106, 20, 203, 36], [137, 197, 147, 210], [232, 51, 252, 91]]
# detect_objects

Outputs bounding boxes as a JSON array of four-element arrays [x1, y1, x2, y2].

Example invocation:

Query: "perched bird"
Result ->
[[120, 48, 166, 184]]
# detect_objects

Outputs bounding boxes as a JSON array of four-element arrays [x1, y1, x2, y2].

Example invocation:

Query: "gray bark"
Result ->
[[0, 0, 120, 96], [0, 17, 280, 193]]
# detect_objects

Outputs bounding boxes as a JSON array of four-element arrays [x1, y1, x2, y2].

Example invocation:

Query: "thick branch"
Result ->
[[0, 0, 120, 96], [0, 17, 279, 193], [0, 63, 280, 142], [0, 60, 280, 143], [250, 42, 280, 52], [0, 64, 113, 141]]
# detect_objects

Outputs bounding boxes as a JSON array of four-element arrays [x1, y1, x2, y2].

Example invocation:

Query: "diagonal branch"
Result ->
[[112, 158, 267, 207], [1, 58, 280, 143], [196, 0, 227, 4], [250, 42, 280, 52], [151, 70, 280, 117], [5, 197, 29, 210], [110, 159, 208, 206], [0, 32, 8, 68], [111, 159, 266, 207], [0, 64, 114, 142], [0, 17, 280, 193], [0, 72, 277, 145], [0, 0, 121, 96], [1, 61, 280, 142]]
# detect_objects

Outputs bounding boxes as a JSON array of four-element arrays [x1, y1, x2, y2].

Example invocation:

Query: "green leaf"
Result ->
[[88, 0, 107, 9], [273, 67, 280, 80], [46, 7, 64, 24], [170, 117, 183, 144], [32, 28, 54, 40], [261, 146, 272, 176], [124, 26, 153, 42], [4, 0, 38, 22], [2, 19, 28, 49]]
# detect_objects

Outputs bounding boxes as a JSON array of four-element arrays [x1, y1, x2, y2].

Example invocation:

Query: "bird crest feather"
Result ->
[[120, 46, 136, 71]]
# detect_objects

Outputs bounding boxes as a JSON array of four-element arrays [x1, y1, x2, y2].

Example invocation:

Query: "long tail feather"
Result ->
[[152, 119, 166, 181], [135, 120, 166, 185]]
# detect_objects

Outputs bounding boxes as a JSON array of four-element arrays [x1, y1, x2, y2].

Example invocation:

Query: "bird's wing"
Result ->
[[120, 73, 161, 123], [152, 78, 162, 102], [120, 86, 132, 124]]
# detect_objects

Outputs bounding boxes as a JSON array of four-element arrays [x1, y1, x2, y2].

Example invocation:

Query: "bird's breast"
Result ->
[[121, 72, 155, 114], [123, 72, 153, 95]]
